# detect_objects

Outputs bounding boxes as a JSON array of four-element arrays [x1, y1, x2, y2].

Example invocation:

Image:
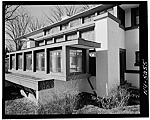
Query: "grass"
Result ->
[[5, 98, 38, 115]]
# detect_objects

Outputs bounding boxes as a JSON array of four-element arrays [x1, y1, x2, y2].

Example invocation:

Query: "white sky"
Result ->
[[23, 5, 52, 25]]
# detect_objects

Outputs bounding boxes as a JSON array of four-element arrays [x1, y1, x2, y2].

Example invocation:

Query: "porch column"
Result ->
[[62, 45, 67, 77], [9, 54, 11, 70], [86, 49, 89, 73], [45, 48, 47, 74], [63, 34, 66, 41], [32, 51, 35, 72], [15, 53, 17, 70], [22, 52, 25, 71], [77, 31, 80, 38]]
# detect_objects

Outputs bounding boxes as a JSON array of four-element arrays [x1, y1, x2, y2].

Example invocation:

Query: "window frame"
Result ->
[[18, 54, 23, 69], [131, 7, 139, 27], [11, 55, 15, 69], [69, 47, 85, 75], [49, 49, 62, 73], [36, 51, 45, 71], [134, 51, 140, 66], [26, 53, 32, 71]]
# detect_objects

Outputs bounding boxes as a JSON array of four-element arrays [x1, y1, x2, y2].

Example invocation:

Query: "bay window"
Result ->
[[36, 52, 45, 71], [70, 49, 82, 73], [50, 50, 62, 73], [26, 53, 32, 70]]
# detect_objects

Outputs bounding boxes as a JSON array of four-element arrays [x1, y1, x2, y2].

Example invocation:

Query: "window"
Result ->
[[83, 14, 95, 23], [36, 52, 45, 71], [134, 51, 139, 66], [18, 54, 22, 69], [11, 55, 15, 69], [56, 36, 64, 43], [38, 40, 45, 46], [131, 7, 139, 26], [26, 53, 32, 70], [46, 39, 54, 44], [67, 33, 77, 41], [61, 23, 69, 30], [81, 29, 95, 41], [70, 49, 82, 73], [70, 18, 81, 27], [50, 50, 62, 73]]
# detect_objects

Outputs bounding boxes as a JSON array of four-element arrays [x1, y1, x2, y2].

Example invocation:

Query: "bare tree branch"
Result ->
[[5, 5, 20, 21], [44, 5, 96, 24], [5, 9, 31, 51]]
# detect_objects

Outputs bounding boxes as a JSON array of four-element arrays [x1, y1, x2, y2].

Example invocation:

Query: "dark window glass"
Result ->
[[135, 51, 140, 66], [131, 7, 139, 26], [117, 6, 125, 26]]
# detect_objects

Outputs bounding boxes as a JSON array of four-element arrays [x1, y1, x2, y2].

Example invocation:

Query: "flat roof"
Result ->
[[15, 4, 116, 40]]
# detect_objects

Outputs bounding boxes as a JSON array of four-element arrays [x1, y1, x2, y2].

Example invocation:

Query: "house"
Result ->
[[5, 4, 140, 104]]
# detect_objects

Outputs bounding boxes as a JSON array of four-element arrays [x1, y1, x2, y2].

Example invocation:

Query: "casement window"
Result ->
[[38, 40, 45, 46], [134, 51, 140, 66], [18, 54, 22, 69], [69, 49, 82, 73], [46, 39, 54, 44], [26, 53, 32, 70], [81, 29, 95, 41], [67, 33, 77, 41], [45, 26, 60, 35], [131, 7, 139, 26], [36, 52, 45, 71], [70, 18, 81, 28], [50, 50, 62, 73], [61, 23, 69, 30], [83, 14, 95, 23], [11, 55, 15, 69], [56, 36, 64, 43]]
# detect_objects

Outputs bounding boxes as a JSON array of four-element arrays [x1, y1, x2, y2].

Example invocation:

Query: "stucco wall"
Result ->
[[107, 17, 125, 91], [125, 29, 139, 70], [95, 18, 108, 50], [96, 50, 108, 97], [38, 78, 96, 104], [125, 73, 140, 88]]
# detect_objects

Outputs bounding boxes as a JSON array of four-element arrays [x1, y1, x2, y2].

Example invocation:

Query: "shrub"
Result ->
[[92, 86, 130, 109], [73, 105, 140, 114], [5, 58, 9, 73], [38, 90, 79, 114]]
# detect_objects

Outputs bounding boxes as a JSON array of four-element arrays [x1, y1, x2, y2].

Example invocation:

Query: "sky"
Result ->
[[23, 5, 52, 25]]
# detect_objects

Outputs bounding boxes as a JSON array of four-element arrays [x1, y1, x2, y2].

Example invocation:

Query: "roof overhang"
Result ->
[[7, 38, 101, 55], [67, 38, 101, 49]]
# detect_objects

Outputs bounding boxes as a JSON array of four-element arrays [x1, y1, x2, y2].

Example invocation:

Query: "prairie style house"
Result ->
[[5, 4, 140, 103]]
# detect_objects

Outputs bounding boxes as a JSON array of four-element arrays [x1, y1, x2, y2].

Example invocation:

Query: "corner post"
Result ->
[[45, 48, 47, 74], [32, 51, 34, 72]]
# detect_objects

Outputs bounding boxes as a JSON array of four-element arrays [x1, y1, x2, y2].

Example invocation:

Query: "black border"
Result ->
[[2, 1, 148, 118]]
